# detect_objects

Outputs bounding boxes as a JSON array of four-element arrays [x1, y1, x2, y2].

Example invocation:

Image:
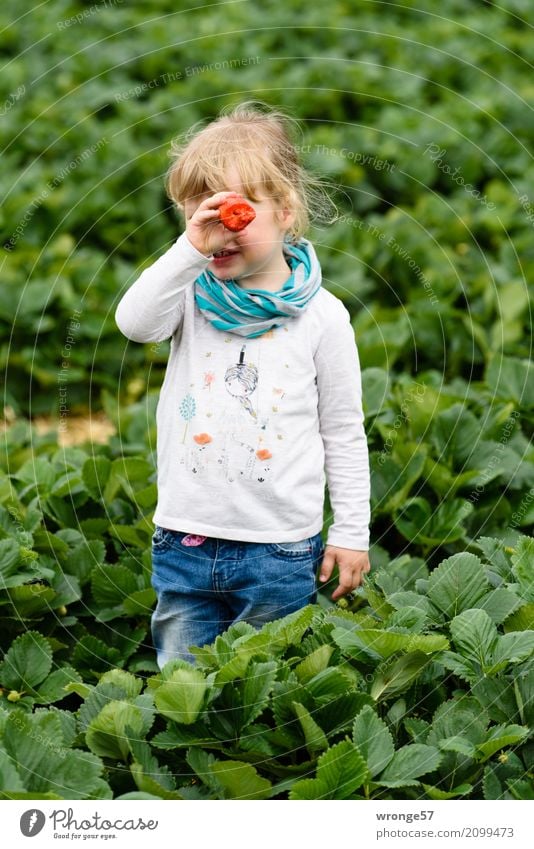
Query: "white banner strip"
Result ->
[[2, 800, 530, 849]]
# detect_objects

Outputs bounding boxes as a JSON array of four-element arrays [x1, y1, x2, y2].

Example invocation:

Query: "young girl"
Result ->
[[115, 101, 371, 668]]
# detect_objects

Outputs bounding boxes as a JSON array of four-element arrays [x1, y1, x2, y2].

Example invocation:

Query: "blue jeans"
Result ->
[[150, 527, 325, 667]]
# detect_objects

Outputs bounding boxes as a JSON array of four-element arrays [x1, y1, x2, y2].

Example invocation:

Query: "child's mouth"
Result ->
[[213, 249, 239, 264]]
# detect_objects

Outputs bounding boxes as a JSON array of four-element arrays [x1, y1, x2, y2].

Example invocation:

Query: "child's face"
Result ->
[[184, 167, 296, 290]]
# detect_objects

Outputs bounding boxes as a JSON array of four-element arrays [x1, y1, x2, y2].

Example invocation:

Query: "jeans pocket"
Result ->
[[152, 525, 182, 552], [266, 537, 314, 559]]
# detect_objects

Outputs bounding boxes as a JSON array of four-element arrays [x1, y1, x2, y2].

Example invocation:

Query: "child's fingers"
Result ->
[[199, 191, 242, 211], [330, 562, 370, 599], [319, 549, 336, 583], [331, 576, 355, 600], [193, 209, 224, 223]]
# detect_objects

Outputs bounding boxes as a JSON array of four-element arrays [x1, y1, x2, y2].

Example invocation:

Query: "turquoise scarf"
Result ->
[[194, 238, 322, 338]]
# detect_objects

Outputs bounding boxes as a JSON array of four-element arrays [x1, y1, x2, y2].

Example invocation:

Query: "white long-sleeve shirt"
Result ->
[[115, 233, 371, 550]]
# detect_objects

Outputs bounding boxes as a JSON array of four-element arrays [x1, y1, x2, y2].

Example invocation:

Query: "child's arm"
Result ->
[[115, 191, 240, 343], [115, 233, 210, 343], [314, 298, 371, 553]]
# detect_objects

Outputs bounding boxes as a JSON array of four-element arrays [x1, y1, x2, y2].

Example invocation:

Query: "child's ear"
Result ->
[[278, 192, 297, 231]]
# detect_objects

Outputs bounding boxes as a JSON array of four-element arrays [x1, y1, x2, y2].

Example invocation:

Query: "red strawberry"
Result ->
[[219, 197, 256, 231]]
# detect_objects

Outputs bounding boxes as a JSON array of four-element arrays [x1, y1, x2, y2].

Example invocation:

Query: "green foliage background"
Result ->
[[0, 0, 533, 801]]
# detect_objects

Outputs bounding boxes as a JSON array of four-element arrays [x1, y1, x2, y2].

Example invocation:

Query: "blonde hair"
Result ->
[[165, 100, 337, 242]]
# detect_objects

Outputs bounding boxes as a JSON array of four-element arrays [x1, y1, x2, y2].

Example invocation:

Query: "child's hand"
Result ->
[[319, 546, 371, 600], [185, 191, 244, 257]]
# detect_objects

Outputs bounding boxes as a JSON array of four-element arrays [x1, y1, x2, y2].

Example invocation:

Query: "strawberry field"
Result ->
[[1, 0, 533, 801]]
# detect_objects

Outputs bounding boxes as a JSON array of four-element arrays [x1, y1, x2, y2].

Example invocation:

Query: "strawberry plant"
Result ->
[[1, 535, 532, 799]]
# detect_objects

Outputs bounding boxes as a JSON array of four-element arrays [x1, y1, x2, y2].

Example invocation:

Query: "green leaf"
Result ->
[[375, 453, 426, 514], [0, 539, 23, 587], [394, 496, 472, 545], [294, 645, 334, 683], [72, 636, 122, 677], [211, 760, 273, 799], [105, 457, 154, 503], [151, 721, 219, 750], [471, 678, 517, 724], [91, 563, 139, 607], [483, 766, 503, 800], [476, 537, 514, 580], [68, 539, 106, 587], [0, 748, 25, 792], [4, 584, 57, 617], [386, 606, 428, 632], [437, 736, 476, 758], [98, 669, 144, 699], [362, 367, 390, 417], [14, 457, 56, 490], [406, 634, 449, 653], [108, 524, 147, 548], [52, 750, 106, 799], [430, 404, 482, 466], [305, 667, 355, 701], [290, 741, 370, 799], [0, 631, 53, 690], [332, 627, 411, 660], [352, 705, 395, 777], [293, 702, 329, 756], [212, 632, 272, 684], [371, 652, 430, 701], [378, 744, 442, 787], [129, 738, 181, 799], [507, 778, 534, 800], [427, 552, 490, 618], [404, 717, 430, 744], [450, 609, 499, 671], [514, 667, 534, 726], [3, 710, 104, 798], [477, 588, 524, 625], [421, 782, 472, 800], [122, 588, 156, 616], [82, 456, 111, 499], [115, 792, 168, 800], [86, 701, 145, 761], [511, 537, 534, 602], [427, 700, 487, 748], [489, 631, 534, 672], [241, 661, 277, 728], [504, 604, 534, 632], [439, 651, 477, 683], [486, 354, 534, 408], [153, 667, 208, 725], [260, 605, 316, 653], [187, 749, 272, 799], [476, 724, 529, 760], [34, 667, 82, 704], [314, 692, 374, 739]]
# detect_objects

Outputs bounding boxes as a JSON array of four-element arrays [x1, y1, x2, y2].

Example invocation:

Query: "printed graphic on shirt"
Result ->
[[179, 394, 196, 443], [177, 342, 285, 494]]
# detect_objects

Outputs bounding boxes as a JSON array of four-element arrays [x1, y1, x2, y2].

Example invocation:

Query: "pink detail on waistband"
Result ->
[[181, 534, 208, 546]]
